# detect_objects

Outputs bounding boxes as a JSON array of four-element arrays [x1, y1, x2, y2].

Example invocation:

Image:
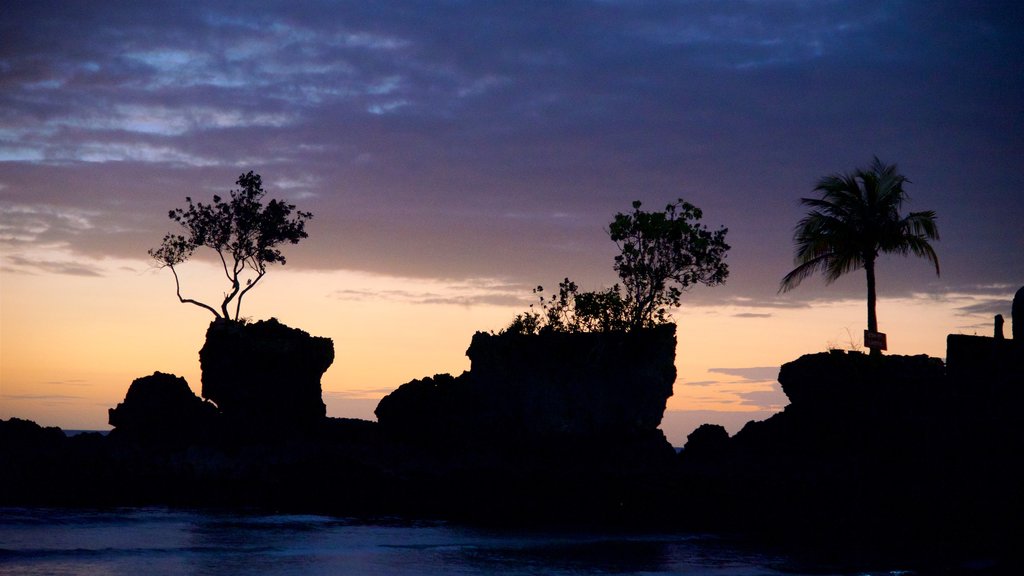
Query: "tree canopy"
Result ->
[[149, 171, 312, 321], [611, 199, 730, 331]]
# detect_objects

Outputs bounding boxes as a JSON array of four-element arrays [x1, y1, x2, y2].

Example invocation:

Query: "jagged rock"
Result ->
[[200, 318, 333, 431], [108, 371, 217, 442], [376, 324, 677, 445]]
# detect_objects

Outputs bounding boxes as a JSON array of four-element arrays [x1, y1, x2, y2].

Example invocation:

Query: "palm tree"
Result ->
[[779, 157, 940, 353]]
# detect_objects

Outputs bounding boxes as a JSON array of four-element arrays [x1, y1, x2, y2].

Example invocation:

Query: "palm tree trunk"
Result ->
[[865, 257, 880, 355]]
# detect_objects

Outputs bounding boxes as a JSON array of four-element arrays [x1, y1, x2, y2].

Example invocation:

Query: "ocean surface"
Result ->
[[0, 507, 911, 575]]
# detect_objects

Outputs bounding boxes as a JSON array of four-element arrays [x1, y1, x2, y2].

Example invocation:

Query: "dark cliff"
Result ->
[[373, 324, 680, 522], [376, 324, 677, 446], [200, 318, 333, 432]]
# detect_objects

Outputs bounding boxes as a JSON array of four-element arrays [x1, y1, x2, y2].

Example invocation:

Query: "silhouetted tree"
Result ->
[[149, 171, 312, 321], [504, 199, 729, 334], [779, 157, 939, 353], [610, 199, 730, 331]]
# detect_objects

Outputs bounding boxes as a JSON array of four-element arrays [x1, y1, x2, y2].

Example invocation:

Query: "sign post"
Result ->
[[864, 330, 887, 352]]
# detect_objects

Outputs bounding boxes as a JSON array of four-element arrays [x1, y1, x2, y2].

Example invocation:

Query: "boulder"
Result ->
[[200, 318, 333, 431], [681, 423, 730, 461], [108, 371, 217, 442]]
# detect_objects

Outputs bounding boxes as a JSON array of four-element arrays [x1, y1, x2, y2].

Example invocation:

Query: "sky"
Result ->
[[1, 1, 1022, 445]]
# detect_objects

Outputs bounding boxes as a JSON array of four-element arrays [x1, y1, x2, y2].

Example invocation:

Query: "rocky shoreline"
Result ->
[[3, 316, 1022, 569]]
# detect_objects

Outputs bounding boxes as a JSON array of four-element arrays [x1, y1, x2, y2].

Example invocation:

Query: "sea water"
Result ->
[[0, 507, 907, 575]]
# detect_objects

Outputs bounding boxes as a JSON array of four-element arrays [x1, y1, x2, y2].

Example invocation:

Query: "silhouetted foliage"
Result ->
[[504, 280, 630, 335], [149, 172, 312, 321], [779, 157, 939, 351], [504, 199, 729, 334], [610, 199, 730, 331]]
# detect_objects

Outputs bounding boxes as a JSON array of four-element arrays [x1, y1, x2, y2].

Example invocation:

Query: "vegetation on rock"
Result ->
[[149, 171, 312, 321], [505, 199, 729, 334]]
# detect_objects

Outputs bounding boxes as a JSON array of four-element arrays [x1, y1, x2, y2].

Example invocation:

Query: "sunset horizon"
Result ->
[[2, 1, 1021, 446]]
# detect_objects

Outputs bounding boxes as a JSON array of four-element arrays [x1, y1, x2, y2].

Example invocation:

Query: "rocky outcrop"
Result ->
[[108, 371, 217, 443], [376, 324, 677, 445], [778, 350, 944, 409], [677, 348, 1023, 558], [372, 325, 680, 523], [200, 318, 333, 431]]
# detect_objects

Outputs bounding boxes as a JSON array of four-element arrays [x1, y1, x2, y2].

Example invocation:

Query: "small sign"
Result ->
[[864, 330, 887, 351]]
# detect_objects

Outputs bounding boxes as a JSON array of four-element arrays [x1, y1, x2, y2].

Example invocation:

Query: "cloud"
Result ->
[[681, 380, 722, 387], [0, 0, 1020, 299], [2, 393, 84, 401], [3, 254, 104, 277], [955, 300, 1012, 317], [44, 379, 91, 386], [0, 204, 98, 244], [717, 296, 813, 310], [735, 387, 789, 411], [708, 366, 778, 382], [331, 280, 529, 308], [324, 387, 398, 401], [732, 312, 772, 318]]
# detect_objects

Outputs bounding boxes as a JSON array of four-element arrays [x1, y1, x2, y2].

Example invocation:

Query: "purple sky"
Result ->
[[2, 0, 1022, 312]]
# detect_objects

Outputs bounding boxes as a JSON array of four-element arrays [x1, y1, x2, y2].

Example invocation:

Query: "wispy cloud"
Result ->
[[331, 279, 528, 308], [708, 366, 778, 382], [3, 254, 104, 277], [955, 300, 1011, 317], [682, 380, 723, 387], [3, 393, 84, 401], [0, 204, 98, 244], [324, 387, 397, 401], [734, 387, 788, 411], [43, 379, 92, 387]]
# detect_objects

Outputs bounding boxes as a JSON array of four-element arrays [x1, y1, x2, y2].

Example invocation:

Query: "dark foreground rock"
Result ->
[[108, 371, 218, 444], [677, 344, 1024, 563], [377, 324, 677, 445], [373, 324, 680, 522], [200, 318, 333, 433]]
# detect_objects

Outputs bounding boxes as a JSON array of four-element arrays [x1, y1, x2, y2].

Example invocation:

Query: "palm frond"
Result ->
[[824, 250, 864, 283], [894, 235, 941, 275], [779, 253, 833, 293], [903, 210, 940, 240]]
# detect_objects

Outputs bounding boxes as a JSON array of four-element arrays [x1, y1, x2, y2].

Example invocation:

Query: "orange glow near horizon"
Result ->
[[0, 248, 1009, 444]]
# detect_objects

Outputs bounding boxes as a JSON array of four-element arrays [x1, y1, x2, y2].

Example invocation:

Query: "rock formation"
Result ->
[[778, 349, 944, 409], [376, 324, 677, 445], [677, 346, 1023, 558], [108, 371, 217, 443], [200, 318, 333, 431], [681, 423, 729, 461], [1015, 285, 1024, 340]]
